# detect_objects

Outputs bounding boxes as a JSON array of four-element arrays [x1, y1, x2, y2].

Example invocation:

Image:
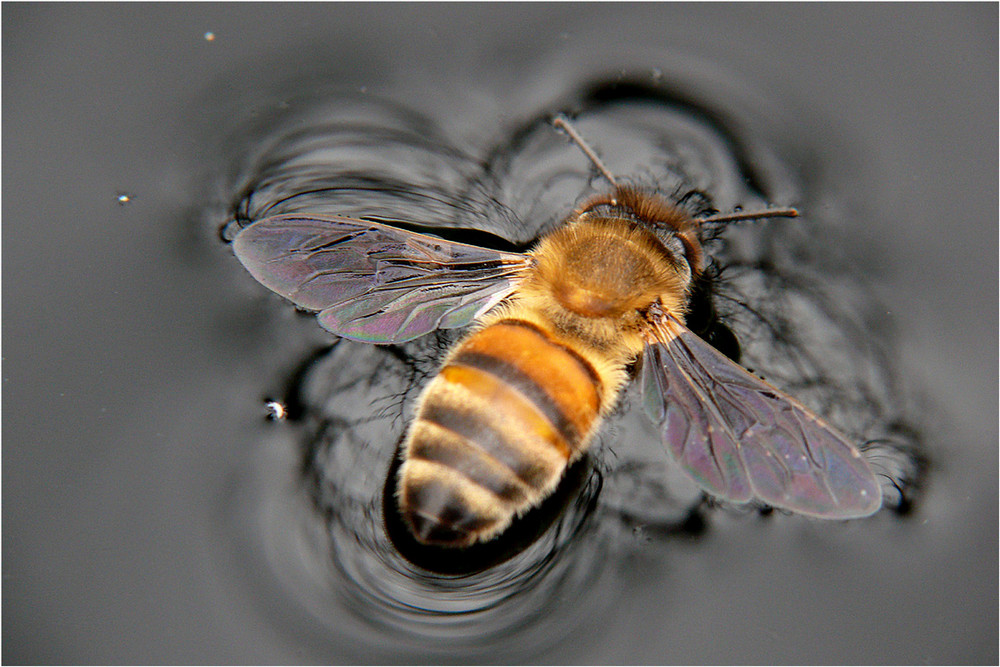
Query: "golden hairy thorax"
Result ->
[[510, 215, 692, 364], [529, 216, 689, 316]]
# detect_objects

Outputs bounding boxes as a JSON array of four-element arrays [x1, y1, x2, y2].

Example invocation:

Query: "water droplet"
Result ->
[[264, 399, 287, 421], [115, 192, 134, 205], [204, 31, 215, 41], [651, 67, 663, 81]]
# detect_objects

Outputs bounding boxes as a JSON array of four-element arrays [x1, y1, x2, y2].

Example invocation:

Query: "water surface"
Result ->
[[4, 4, 996, 664]]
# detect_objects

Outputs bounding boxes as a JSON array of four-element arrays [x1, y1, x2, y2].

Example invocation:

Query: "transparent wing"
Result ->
[[640, 313, 881, 518], [232, 214, 530, 343]]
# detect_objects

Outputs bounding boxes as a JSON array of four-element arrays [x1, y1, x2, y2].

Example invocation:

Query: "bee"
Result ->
[[232, 116, 882, 548]]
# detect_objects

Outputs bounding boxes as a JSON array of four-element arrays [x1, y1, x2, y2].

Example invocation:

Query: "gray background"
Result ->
[[4, 3, 997, 663]]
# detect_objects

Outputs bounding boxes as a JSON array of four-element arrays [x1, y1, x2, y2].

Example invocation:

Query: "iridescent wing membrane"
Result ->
[[233, 214, 530, 344], [641, 313, 881, 518]]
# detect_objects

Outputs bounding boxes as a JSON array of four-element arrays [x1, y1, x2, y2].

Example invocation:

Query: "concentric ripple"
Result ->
[[222, 75, 925, 658]]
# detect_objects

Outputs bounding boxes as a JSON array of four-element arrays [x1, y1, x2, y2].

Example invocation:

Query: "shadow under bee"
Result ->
[[382, 441, 599, 575]]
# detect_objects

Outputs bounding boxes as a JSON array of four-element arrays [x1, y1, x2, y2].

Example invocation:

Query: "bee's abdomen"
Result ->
[[398, 319, 603, 546]]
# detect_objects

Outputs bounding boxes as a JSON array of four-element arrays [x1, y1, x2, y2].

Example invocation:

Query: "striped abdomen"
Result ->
[[397, 319, 605, 546]]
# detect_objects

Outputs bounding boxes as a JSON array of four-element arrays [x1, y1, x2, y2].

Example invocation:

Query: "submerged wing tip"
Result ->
[[795, 485, 884, 520]]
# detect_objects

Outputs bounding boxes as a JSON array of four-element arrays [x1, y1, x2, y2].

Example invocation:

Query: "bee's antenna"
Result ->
[[698, 207, 800, 224], [552, 115, 619, 187]]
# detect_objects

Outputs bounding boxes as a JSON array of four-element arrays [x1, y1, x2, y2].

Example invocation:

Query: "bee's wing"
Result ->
[[233, 214, 531, 344], [640, 313, 881, 518]]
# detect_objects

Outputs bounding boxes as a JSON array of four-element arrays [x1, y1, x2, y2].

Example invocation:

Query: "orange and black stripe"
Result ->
[[400, 318, 605, 545]]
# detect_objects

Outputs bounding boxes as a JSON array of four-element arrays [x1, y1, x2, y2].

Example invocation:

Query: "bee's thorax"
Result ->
[[529, 216, 691, 318]]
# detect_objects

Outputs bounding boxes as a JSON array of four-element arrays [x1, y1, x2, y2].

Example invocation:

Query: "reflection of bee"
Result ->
[[233, 116, 882, 548]]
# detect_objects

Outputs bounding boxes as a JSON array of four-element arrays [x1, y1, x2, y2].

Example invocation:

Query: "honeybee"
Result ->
[[232, 116, 882, 548]]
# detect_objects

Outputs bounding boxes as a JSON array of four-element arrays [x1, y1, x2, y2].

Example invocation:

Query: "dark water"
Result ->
[[4, 4, 996, 664]]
